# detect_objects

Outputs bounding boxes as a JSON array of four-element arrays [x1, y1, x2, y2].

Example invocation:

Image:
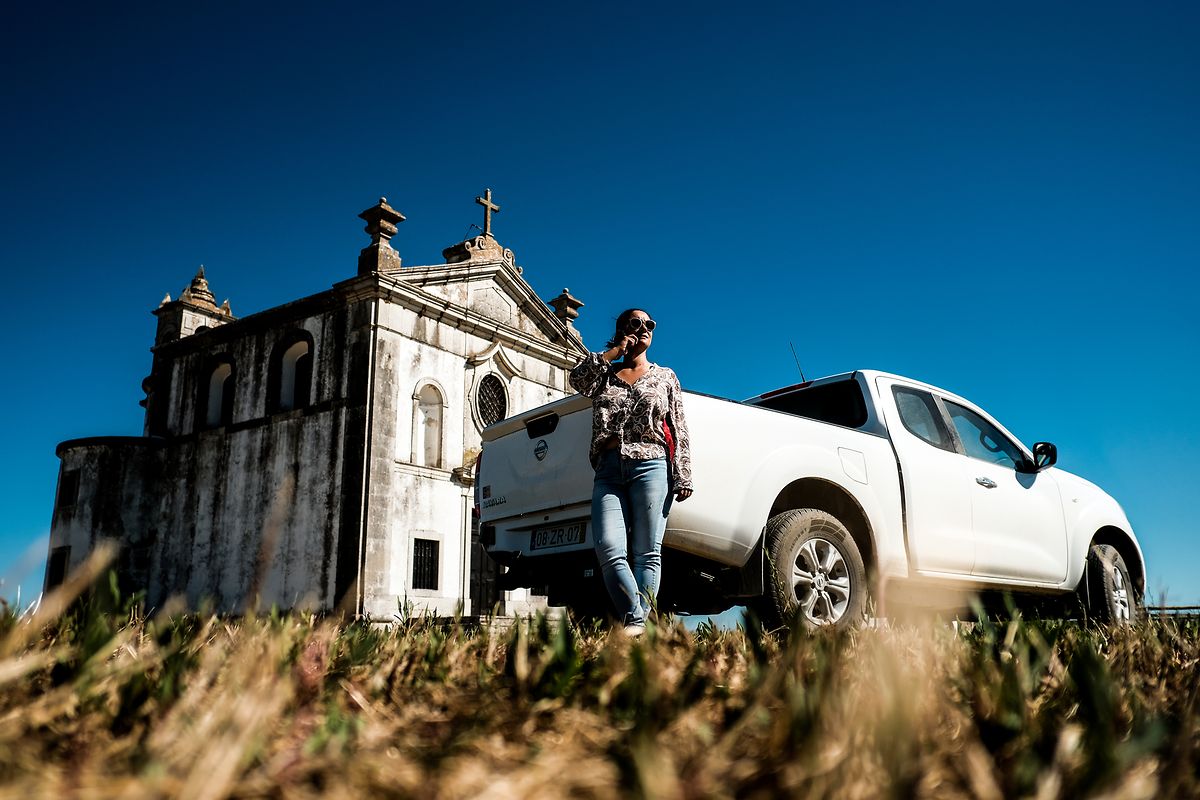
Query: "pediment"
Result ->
[[398, 250, 585, 352], [469, 286, 516, 324]]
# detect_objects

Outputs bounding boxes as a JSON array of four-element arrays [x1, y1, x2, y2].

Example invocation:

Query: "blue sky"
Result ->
[[1, 3, 1196, 605]]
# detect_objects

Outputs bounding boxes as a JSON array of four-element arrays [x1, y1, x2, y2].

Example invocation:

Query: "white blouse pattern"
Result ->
[[569, 352, 693, 491]]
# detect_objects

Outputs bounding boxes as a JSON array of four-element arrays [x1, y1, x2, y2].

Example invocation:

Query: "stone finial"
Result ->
[[357, 196, 405, 276], [154, 266, 234, 346], [442, 234, 519, 271], [548, 287, 583, 323], [179, 265, 218, 311], [360, 196, 405, 243]]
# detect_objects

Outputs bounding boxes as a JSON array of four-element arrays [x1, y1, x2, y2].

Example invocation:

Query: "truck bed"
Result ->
[[479, 389, 903, 571]]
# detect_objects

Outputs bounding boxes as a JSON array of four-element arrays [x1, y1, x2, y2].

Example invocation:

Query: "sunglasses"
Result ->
[[624, 317, 657, 334]]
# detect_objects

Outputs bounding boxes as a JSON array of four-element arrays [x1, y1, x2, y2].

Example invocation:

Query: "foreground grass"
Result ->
[[0, 583, 1197, 798]]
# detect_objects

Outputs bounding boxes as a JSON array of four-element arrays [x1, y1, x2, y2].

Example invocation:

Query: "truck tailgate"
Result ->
[[479, 393, 594, 524]]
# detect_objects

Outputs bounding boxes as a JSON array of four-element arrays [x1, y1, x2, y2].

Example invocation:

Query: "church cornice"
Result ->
[[396, 257, 584, 351], [150, 287, 347, 356], [361, 273, 586, 369], [150, 264, 587, 370]]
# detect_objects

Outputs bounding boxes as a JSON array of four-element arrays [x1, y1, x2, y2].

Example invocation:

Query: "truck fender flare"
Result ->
[[737, 448, 887, 573], [758, 477, 878, 578], [1063, 494, 1143, 594]]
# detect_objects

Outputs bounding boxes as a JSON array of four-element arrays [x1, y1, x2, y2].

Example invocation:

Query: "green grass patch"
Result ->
[[0, 577, 1196, 797]]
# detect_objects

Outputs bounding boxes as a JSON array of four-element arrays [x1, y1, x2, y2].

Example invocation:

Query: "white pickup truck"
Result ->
[[477, 370, 1145, 628]]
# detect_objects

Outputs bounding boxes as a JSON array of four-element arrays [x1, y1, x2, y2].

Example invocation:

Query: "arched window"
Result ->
[[413, 383, 444, 468], [278, 340, 311, 411], [477, 374, 507, 427], [197, 357, 235, 430], [269, 331, 314, 414]]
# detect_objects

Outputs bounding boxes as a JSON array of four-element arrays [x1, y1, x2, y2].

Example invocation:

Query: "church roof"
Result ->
[[153, 197, 588, 368], [349, 195, 585, 354], [392, 234, 584, 352]]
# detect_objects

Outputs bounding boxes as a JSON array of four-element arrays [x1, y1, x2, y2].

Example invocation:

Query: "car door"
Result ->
[[876, 378, 975, 575], [940, 399, 1068, 584]]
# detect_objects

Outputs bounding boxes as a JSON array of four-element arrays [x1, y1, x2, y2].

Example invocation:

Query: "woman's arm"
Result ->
[[667, 371, 693, 500], [568, 338, 635, 398], [568, 353, 609, 398]]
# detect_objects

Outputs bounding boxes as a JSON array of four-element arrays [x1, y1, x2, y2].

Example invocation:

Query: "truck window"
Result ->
[[754, 379, 869, 428], [892, 387, 955, 452], [943, 400, 1028, 470]]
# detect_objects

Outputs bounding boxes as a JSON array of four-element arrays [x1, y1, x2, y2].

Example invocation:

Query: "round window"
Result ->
[[477, 374, 507, 427]]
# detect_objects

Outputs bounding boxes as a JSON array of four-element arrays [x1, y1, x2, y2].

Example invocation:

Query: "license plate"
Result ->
[[530, 521, 587, 551]]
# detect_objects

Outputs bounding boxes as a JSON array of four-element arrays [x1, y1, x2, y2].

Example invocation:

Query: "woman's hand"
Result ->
[[675, 487, 693, 502], [603, 334, 641, 362]]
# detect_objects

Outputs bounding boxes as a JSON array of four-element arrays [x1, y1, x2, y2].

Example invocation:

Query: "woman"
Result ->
[[569, 308, 693, 635]]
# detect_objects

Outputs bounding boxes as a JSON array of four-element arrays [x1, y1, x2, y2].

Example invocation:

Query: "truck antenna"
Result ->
[[789, 341, 807, 383]]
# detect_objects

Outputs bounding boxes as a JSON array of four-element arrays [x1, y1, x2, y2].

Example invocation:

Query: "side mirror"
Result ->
[[1033, 441, 1057, 471]]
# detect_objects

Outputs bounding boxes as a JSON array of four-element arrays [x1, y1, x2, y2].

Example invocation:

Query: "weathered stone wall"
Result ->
[[358, 296, 574, 619], [47, 246, 588, 618], [155, 297, 366, 438], [49, 296, 373, 613], [51, 439, 162, 587]]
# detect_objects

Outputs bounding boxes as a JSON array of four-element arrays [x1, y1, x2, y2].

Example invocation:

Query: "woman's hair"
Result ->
[[605, 308, 650, 349]]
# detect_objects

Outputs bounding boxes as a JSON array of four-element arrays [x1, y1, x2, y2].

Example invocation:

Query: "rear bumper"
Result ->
[[486, 546, 605, 602], [484, 502, 594, 561], [484, 540, 764, 615]]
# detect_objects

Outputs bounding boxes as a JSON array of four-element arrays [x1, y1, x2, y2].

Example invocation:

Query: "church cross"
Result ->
[[475, 188, 501, 237]]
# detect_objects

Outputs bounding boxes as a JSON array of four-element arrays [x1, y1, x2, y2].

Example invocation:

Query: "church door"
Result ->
[[469, 516, 502, 614]]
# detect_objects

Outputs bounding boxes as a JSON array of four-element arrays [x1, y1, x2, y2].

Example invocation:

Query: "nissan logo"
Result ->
[[534, 439, 548, 461]]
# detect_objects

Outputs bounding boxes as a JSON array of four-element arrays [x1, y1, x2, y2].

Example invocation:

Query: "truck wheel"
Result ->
[[1083, 543, 1141, 625], [760, 508, 867, 631]]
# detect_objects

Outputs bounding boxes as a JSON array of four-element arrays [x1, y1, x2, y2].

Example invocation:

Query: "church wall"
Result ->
[[159, 311, 342, 438], [48, 440, 160, 592], [358, 300, 577, 619], [48, 242, 590, 621], [360, 316, 473, 619], [375, 469, 470, 617], [51, 298, 375, 613], [147, 409, 353, 612]]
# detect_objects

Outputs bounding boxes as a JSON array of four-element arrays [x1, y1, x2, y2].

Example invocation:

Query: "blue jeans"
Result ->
[[592, 451, 672, 625]]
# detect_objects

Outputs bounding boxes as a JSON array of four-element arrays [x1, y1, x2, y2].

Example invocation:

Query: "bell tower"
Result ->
[[142, 266, 236, 435], [152, 266, 235, 345]]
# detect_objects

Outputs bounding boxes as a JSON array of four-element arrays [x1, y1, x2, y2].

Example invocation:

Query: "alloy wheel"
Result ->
[[1110, 561, 1131, 621], [792, 537, 852, 625]]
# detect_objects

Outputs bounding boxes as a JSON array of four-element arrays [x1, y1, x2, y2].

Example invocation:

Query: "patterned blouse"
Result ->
[[569, 352, 693, 491]]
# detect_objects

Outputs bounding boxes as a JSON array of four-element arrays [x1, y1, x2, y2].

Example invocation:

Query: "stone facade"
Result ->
[[46, 197, 588, 619]]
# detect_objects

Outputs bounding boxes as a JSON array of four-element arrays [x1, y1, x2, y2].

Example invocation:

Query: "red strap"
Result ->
[[662, 420, 675, 460]]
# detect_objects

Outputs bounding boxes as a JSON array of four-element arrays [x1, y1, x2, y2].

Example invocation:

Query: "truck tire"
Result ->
[[759, 508, 868, 631], [1083, 543, 1141, 625]]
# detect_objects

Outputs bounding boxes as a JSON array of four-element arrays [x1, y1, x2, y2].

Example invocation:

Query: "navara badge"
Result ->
[[534, 439, 548, 461]]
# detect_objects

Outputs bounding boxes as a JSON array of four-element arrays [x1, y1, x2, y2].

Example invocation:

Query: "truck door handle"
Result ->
[[976, 477, 997, 489]]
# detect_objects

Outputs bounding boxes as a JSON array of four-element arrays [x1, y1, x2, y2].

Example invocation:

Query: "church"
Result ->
[[45, 193, 589, 619]]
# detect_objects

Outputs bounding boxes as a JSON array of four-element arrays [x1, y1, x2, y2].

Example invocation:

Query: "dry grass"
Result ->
[[0, 569, 1197, 799]]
